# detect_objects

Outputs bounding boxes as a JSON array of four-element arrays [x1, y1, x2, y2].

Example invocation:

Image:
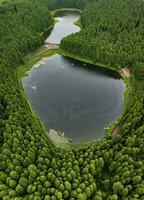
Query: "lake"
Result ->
[[23, 54, 125, 143], [45, 11, 80, 44], [22, 11, 125, 143]]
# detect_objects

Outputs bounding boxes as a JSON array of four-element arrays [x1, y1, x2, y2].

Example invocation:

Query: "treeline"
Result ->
[[44, 0, 91, 10], [0, 0, 54, 66], [0, 1, 58, 198], [0, 0, 54, 147]]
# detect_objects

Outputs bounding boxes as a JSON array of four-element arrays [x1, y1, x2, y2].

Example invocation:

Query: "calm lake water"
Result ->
[[45, 11, 80, 44], [23, 54, 125, 143], [22, 11, 125, 143]]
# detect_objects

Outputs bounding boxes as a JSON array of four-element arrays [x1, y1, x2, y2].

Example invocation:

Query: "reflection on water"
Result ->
[[23, 54, 125, 143], [45, 11, 80, 44]]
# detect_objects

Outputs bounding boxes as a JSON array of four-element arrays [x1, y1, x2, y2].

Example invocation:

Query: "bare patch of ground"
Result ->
[[44, 43, 59, 50], [25, 43, 59, 60], [112, 125, 121, 139], [122, 67, 131, 78]]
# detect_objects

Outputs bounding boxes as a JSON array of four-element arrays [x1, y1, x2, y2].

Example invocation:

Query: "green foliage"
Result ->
[[44, 0, 89, 10], [0, 0, 53, 67], [0, 0, 144, 199], [61, 0, 144, 71], [113, 181, 124, 194]]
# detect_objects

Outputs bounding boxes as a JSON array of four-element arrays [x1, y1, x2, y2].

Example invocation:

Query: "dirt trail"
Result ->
[[122, 67, 131, 78], [112, 67, 131, 139], [25, 43, 59, 59], [112, 125, 121, 139]]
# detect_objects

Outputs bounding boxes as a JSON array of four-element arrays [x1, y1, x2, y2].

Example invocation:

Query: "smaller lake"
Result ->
[[45, 11, 80, 44], [23, 54, 125, 143]]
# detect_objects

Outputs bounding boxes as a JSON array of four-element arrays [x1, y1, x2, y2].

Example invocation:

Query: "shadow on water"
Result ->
[[63, 56, 122, 79]]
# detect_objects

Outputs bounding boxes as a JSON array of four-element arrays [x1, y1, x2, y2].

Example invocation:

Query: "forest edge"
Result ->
[[18, 9, 131, 149]]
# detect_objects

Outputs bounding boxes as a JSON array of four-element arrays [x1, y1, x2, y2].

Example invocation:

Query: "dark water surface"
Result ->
[[23, 54, 125, 143], [45, 11, 80, 44]]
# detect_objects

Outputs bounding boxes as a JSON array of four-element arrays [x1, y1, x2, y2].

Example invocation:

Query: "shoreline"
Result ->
[[19, 47, 130, 147], [18, 9, 131, 148], [112, 67, 131, 138]]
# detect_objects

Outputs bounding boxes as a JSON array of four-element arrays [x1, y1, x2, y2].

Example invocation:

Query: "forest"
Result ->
[[0, 0, 144, 199], [61, 0, 144, 74]]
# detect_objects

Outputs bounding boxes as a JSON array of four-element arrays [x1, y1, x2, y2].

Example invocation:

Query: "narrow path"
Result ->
[[25, 43, 59, 59], [122, 67, 131, 78], [112, 125, 121, 139]]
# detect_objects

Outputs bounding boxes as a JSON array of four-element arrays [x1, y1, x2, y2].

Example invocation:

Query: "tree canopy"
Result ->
[[0, 0, 144, 199]]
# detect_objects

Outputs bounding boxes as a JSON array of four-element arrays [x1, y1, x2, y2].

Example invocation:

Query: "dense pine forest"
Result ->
[[0, 0, 144, 199]]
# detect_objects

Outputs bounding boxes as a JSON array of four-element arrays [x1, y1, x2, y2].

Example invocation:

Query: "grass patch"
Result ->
[[74, 19, 81, 27], [20, 47, 122, 78], [19, 49, 57, 78]]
